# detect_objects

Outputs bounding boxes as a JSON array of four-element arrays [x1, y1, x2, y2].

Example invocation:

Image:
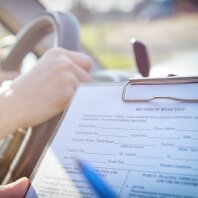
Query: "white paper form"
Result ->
[[26, 83, 198, 198]]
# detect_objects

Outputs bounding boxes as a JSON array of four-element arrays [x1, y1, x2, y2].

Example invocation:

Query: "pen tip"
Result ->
[[74, 157, 83, 170]]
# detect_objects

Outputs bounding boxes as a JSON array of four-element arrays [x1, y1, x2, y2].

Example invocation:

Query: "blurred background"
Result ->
[[0, 0, 198, 74]]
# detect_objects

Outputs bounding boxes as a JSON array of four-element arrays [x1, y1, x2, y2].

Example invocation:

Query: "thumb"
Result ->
[[0, 177, 29, 198]]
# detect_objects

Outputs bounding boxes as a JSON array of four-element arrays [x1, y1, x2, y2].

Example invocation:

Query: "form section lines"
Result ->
[[96, 126, 152, 131], [137, 155, 164, 160], [119, 171, 130, 197], [176, 129, 198, 132], [148, 136, 180, 140], [173, 158, 198, 162], [99, 134, 128, 138], [85, 152, 117, 156], [125, 164, 157, 168], [87, 160, 107, 164], [114, 143, 156, 147]]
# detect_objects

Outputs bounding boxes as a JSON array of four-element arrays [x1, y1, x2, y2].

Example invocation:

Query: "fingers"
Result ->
[[54, 55, 92, 84], [53, 59, 92, 111], [63, 72, 80, 89], [0, 177, 29, 198], [71, 62, 92, 83], [64, 50, 92, 72], [47, 48, 92, 72]]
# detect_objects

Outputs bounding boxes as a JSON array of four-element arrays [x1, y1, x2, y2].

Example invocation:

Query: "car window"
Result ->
[[6, 0, 198, 75]]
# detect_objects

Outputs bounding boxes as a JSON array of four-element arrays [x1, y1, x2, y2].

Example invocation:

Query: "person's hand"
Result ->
[[0, 48, 92, 138], [0, 177, 29, 198], [12, 48, 92, 128]]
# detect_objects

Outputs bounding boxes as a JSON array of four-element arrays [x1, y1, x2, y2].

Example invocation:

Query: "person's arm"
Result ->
[[0, 48, 92, 139], [0, 82, 21, 137]]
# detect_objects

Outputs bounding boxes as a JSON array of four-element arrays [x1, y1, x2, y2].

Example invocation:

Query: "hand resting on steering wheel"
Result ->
[[0, 47, 92, 139]]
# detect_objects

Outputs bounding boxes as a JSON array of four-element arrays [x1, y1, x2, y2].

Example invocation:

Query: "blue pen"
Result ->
[[77, 159, 117, 198]]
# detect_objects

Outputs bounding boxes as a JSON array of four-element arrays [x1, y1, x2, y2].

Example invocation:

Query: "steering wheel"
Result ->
[[0, 11, 80, 183]]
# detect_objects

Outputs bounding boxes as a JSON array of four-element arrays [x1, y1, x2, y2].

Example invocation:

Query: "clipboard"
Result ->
[[25, 75, 198, 198], [122, 76, 198, 103]]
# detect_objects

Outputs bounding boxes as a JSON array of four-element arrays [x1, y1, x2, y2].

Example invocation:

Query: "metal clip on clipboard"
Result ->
[[122, 76, 198, 103]]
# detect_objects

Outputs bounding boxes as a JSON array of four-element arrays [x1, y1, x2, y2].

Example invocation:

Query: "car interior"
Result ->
[[0, 0, 197, 186]]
